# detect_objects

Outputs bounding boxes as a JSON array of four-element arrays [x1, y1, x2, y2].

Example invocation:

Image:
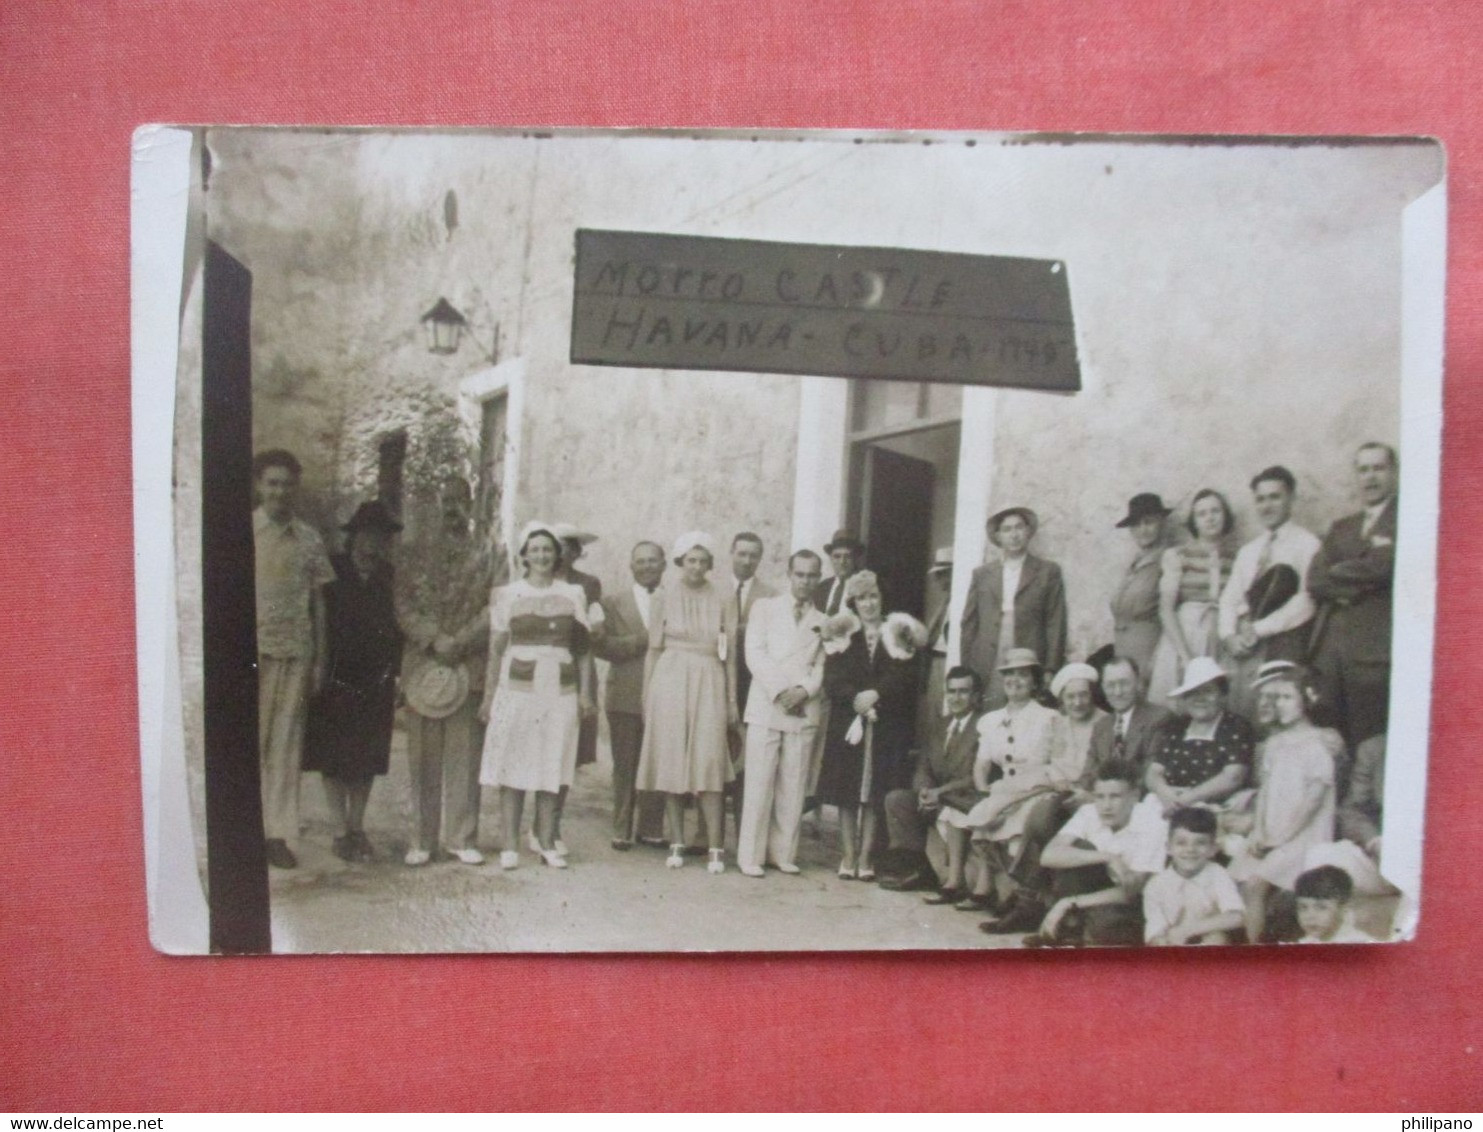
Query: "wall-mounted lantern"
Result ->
[[420, 297, 468, 355]]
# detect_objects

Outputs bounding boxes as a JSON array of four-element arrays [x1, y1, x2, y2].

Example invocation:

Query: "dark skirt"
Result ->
[[304, 675, 398, 779], [815, 714, 915, 808]]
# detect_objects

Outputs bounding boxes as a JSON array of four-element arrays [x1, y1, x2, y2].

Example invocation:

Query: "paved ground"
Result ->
[[269, 727, 1023, 953]]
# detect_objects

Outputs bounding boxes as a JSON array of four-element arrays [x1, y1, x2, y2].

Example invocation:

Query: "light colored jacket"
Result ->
[[743, 593, 826, 733]]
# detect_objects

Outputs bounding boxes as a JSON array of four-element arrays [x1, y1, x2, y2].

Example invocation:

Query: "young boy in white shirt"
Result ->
[[1143, 807, 1245, 945], [1294, 864, 1375, 944]]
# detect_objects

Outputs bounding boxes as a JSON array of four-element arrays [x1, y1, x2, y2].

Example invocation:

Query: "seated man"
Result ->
[[879, 666, 987, 894], [1337, 734, 1385, 863], [1006, 760, 1168, 947]]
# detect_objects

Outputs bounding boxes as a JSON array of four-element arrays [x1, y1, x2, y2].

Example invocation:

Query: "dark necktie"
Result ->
[[1114, 714, 1128, 757]]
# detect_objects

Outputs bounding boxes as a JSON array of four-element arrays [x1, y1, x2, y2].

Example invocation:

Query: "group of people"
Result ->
[[249, 438, 1398, 945]]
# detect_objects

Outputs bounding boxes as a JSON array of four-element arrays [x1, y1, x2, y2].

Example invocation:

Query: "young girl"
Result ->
[[1228, 666, 1342, 942]]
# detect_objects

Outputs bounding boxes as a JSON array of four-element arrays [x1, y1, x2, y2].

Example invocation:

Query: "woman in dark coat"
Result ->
[[816, 570, 925, 880], [305, 501, 404, 862]]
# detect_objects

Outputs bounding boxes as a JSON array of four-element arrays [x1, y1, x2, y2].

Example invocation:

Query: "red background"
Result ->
[[2, 1, 1479, 1112]]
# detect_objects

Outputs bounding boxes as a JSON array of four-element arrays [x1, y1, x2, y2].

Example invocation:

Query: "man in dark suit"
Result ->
[[813, 528, 864, 615], [959, 506, 1067, 707], [1080, 655, 1173, 792], [878, 666, 986, 893], [1308, 442, 1399, 746], [594, 540, 666, 849]]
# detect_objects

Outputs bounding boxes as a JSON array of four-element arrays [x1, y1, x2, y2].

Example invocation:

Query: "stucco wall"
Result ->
[[205, 130, 1433, 617]]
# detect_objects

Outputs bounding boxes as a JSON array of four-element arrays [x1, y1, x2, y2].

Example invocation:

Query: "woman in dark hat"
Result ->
[[1109, 493, 1172, 683], [304, 500, 405, 862], [959, 506, 1067, 708]]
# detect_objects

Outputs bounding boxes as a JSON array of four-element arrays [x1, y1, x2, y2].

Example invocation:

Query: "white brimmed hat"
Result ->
[[670, 530, 717, 564], [552, 522, 599, 546], [1250, 659, 1302, 689], [1169, 656, 1228, 698], [1050, 662, 1099, 700], [404, 659, 471, 720]]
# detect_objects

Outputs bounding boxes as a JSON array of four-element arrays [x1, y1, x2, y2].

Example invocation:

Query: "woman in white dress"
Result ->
[[479, 522, 595, 870]]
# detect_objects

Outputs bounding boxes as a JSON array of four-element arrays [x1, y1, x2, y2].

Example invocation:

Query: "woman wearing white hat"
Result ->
[[478, 521, 596, 869], [635, 531, 740, 874], [936, 648, 1070, 912], [1146, 656, 1255, 817]]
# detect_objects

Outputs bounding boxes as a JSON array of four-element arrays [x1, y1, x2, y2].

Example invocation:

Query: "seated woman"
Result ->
[[1146, 656, 1254, 816], [1050, 661, 1106, 790], [479, 522, 595, 870], [816, 571, 924, 880], [1228, 665, 1342, 943], [1147, 489, 1236, 708], [635, 531, 739, 875], [941, 649, 1070, 912], [953, 662, 1105, 922]]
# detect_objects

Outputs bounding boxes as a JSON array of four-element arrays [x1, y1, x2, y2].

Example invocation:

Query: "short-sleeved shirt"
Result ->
[[1142, 862, 1244, 942], [1152, 712, 1255, 790], [1057, 798, 1169, 876], [254, 507, 335, 658]]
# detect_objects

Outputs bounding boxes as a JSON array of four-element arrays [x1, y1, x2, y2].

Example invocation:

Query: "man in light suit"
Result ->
[[736, 550, 826, 877], [1308, 443, 1398, 746], [594, 540, 667, 850], [959, 506, 1067, 707], [727, 531, 778, 841]]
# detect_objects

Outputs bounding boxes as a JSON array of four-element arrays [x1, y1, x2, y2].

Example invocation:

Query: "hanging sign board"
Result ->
[[570, 229, 1080, 392]]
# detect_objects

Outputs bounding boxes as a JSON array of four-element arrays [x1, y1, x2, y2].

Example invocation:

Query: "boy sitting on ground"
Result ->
[[1294, 864, 1374, 944], [1143, 807, 1245, 946], [1021, 760, 1168, 947]]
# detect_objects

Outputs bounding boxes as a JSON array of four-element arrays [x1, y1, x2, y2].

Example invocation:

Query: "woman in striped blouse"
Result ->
[[1147, 489, 1237, 709]]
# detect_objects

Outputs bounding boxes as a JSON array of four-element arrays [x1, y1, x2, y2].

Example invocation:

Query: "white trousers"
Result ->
[[259, 655, 310, 841], [737, 723, 816, 870]]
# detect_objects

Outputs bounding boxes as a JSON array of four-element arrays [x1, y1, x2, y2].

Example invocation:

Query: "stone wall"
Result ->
[[204, 130, 1434, 625]]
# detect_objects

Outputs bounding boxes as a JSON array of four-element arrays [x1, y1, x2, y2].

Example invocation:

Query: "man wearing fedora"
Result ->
[[813, 528, 865, 616], [1110, 493, 1172, 682], [1307, 442, 1399, 747], [253, 449, 335, 870], [304, 501, 404, 863], [960, 506, 1067, 709], [1218, 466, 1320, 720], [395, 477, 497, 866]]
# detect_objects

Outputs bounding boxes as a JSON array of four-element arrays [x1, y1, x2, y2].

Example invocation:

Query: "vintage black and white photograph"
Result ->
[[132, 127, 1444, 953]]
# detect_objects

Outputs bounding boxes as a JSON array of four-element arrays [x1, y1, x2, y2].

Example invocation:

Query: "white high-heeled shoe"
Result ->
[[499, 850, 520, 870], [707, 849, 725, 875], [666, 844, 685, 869]]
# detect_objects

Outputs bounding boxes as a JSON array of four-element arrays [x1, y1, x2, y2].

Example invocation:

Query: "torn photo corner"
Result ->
[[132, 126, 1444, 954]]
